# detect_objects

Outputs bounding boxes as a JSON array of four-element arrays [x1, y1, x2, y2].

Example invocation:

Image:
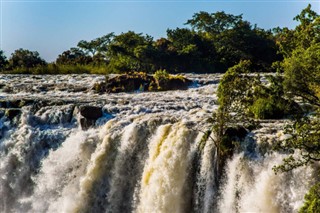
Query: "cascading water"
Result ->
[[0, 74, 316, 213]]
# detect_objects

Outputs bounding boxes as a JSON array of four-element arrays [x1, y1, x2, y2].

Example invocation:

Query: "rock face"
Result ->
[[79, 106, 103, 120], [93, 72, 193, 93], [156, 77, 192, 91], [77, 105, 103, 130], [105, 73, 153, 93], [221, 126, 249, 159], [5, 109, 22, 120]]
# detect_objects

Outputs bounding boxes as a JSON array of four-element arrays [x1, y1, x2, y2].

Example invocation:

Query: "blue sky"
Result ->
[[1, 0, 319, 62]]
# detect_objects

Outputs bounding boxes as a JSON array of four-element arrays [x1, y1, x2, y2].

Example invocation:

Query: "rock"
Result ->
[[106, 72, 152, 93], [79, 106, 103, 120], [224, 126, 248, 140], [221, 126, 249, 159], [77, 105, 103, 130], [104, 72, 192, 93], [5, 109, 22, 120], [156, 77, 192, 91], [80, 117, 96, 130]]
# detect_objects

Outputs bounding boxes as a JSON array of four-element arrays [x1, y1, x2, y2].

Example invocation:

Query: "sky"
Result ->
[[0, 0, 319, 62]]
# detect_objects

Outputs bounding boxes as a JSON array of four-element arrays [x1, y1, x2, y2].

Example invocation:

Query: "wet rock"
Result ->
[[106, 73, 152, 93], [104, 72, 192, 93], [224, 126, 248, 140], [79, 106, 103, 120], [80, 117, 96, 130], [76, 105, 103, 130], [0, 100, 7, 108], [5, 109, 22, 120], [156, 77, 192, 91], [221, 126, 249, 159]]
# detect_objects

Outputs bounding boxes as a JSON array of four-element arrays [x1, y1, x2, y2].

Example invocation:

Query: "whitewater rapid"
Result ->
[[0, 74, 315, 213]]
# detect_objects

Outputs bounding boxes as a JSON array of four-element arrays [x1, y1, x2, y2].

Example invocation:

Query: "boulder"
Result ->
[[106, 73, 152, 93], [77, 105, 103, 130], [221, 126, 249, 159], [79, 106, 103, 120], [5, 109, 22, 120], [80, 117, 96, 131], [156, 77, 192, 91], [224, 126, 248, 140], [104, 72, 192, 93]]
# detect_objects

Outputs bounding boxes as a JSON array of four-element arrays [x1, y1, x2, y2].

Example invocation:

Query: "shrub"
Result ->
[[300, 183, 320, 213], [153, 69, 169, 81], [250, 97, 284, 119]]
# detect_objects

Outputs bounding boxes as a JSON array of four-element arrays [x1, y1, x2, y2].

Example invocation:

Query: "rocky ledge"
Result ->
[[93, 72, 193, 93]]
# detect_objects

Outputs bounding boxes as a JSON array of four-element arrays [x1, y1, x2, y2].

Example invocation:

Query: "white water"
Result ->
[[0, 74, 316, 213]]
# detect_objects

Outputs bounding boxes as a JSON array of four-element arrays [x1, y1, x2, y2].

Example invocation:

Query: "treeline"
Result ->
[[0, 10, 284, 74]]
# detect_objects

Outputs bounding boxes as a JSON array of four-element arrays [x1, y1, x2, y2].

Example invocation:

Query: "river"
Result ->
[[0, 74, 315, 213]]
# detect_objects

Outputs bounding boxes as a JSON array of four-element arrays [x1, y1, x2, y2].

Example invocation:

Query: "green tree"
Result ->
[[108, 31, 155, 72], [166, 27, 217, 73], [0, 50, 8, 71], [77, 33, 114, 56], [275, 4, 319, 58], [186, 11, 243, 34], [300, 183, 320, 213], [272, 6, 320, 211], [282, 43, 320, 107], [200, 60, 257, 179], [56, 48, 93, 65], [186, 11, 279, 72], [8, 48, 46, 69]]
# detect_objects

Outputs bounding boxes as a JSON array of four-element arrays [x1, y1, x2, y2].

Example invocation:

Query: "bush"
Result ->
[[300, 183, 320, 213], [250, 97, 284, 119], [153, 69, 169, 81]]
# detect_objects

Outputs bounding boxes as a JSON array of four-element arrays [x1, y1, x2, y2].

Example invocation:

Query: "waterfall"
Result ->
[[0, 74, 316, 213]]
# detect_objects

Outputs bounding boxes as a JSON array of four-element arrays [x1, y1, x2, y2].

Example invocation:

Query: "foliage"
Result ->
[[275, 4, 319, 58], [282, 43, 320, 107], [0, 50, 8, 71], [153, 69, 169, 81], [77, 33, 114, 56], [4, 9, 281, 74], [273, 114, 320, 173], [299, 183, 320, 213], [199, 60, 257, 177], [56, 48, 93, 65], [107, 31, 155, 73], [8, 48, 46, 69], [186, 11, 280, 72]]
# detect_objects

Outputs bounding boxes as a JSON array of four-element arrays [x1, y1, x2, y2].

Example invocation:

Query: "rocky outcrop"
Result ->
[[5, 109, 22, 120], [221, 126, 249, 159], [93, 72, 192, 93], [156, 77, 192, 91], [76, 105, 103, 130]]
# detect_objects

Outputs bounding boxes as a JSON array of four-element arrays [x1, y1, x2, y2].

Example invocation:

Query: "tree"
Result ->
[[282, 43, 320, 107], [77, 33, 114, 56], [186, 11, 279, 72], [8, 48, 46, 69], [0, 50, 8, 71], [107, 31, 155, 72], [56, 48, 92, 65], [271, 5, 320, 211], [166, 27, 217, 73], [275, 4, 319, 58], [200, 60, 258, 181], [186, 11, 243, 35]]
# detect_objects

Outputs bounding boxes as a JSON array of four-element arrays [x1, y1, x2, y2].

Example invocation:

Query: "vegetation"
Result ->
[[1, 4, 320, 210], [195, 5, 320, 211], [1, 9, 280, 74]]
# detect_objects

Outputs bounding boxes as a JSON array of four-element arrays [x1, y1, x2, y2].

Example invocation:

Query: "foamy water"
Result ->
[[0, 74, 314, 213]]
